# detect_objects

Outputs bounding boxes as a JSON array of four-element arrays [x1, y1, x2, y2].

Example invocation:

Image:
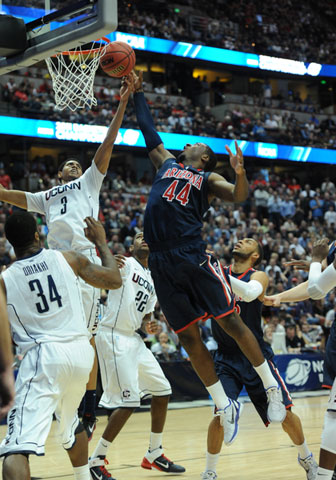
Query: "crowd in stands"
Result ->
[[1, 74, 335, 150], [0, 159, 335, 360]]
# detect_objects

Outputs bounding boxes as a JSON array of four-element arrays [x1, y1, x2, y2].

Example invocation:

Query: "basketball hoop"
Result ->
[[45, 37, 110, 111]]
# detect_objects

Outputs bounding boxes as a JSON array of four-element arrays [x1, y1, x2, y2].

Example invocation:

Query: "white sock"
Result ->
[[316, 467, 334, 479], [206, 452, 220, 473], [296, 440, 311, 459], [253, 360, 278, 390], [73, 464, 90, 480], [149, 432, 163, 452], [92, 437, 111, 459], [206, 381, 229, 409]]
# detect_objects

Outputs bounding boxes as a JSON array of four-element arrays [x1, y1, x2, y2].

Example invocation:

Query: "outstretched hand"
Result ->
[[132, 69, 143, 92], [225, 140, 244, 175], [263, 295, 281, 307], [312, 238, 329, 262], [283, 259, 311, 271], [84, 217, 107, 246], [119, 74, 134, 102]]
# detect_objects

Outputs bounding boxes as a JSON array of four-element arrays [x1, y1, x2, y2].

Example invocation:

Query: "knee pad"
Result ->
[[321, 411, 336, 454]]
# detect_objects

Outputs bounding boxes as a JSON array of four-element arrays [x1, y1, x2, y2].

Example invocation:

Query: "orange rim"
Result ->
[[52, 36, 110, 56]]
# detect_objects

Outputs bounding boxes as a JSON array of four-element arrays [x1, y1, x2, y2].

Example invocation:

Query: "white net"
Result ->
[[45, 40, 108, 111]]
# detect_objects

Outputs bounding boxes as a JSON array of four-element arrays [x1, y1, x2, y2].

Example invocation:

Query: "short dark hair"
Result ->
[[203, 145, 217, 172], [5, 211, 37, 248], [253, 242, 264, 267], [58, 158, 82, 173]]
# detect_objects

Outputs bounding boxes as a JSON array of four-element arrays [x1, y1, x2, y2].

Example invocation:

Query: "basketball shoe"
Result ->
[[215, 399, 243, 445], [201, 470, 218, 479], [266, 386, 286, 423], [89, 455, 115, 480], [82, 413, 97, 441], [141, 448, 185, 473], [298, 454, 318, 480]]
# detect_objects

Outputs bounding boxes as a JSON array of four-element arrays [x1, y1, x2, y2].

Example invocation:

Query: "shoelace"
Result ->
[[99, 458, 111, 477]]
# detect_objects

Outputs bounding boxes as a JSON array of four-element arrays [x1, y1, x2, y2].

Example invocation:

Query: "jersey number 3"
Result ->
[[162, 180, 191, 206], [29, 275, 63, 313]]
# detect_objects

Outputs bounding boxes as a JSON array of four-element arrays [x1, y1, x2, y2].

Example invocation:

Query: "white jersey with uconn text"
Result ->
[[25, 161, 105, 251], [100, 257, 157, 334], [2, 248, 89, 355]]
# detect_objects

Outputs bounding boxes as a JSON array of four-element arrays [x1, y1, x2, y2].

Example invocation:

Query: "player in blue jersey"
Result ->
[[265, 239, 336, 480], [131, 70, 285, 444], [201, 238, 317, 480]]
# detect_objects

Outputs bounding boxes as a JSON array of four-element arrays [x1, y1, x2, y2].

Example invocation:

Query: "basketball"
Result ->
[[100, 41, 136, 78]]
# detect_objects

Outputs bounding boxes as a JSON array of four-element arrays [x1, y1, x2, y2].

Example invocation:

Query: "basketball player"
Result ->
[[201, 238, 317, 480], [0, 211, 121, 480], [0, 76, 134, 438], [89, 232, 185, 480], [0, 287, 14, 419], [131, 70, 285, 444], [265, 238, 336, 480]]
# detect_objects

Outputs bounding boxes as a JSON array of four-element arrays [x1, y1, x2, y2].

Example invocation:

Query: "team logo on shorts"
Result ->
[[122, 389, 131, 398]]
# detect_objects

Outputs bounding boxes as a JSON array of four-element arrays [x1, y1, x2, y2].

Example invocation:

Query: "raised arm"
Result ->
[[132, 71, 173, 170], [0, 184, 27, 209], [63, 217, 121, 290], [264, 281, 309, 306], [0, 280, 15, 419], [93, 76, 133, 175], [208, 141, 248, 203]]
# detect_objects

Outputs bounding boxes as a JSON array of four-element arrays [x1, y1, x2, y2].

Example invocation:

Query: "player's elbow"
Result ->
[[106, 272, 122, 290]]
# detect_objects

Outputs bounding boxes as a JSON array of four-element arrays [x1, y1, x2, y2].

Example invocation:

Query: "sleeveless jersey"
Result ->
[[99, 257, 157, 335], [211, 266, 273, 359], [26, 161, 105, 251], [3, 249, 88, 355], [144, 158, 211, 249]]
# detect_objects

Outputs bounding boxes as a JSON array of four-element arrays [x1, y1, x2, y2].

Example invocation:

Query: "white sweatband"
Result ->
[[308, 262, 336, 300], [229, 276, 263, 302]]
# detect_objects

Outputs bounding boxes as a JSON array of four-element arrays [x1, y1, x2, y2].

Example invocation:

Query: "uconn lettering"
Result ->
[[45, 182, 81, 200], [132, 273, 154, 294], [162, 168, 203, 190], [23, 261, 49, 276]]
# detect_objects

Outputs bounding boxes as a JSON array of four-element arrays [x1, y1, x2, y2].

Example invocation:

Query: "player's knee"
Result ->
[[321, 410, 336, 454], [216, 312, 245, 338], [3, 453, 29, 479]]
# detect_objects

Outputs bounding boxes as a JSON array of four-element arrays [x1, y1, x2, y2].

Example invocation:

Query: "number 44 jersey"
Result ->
[[99, 257, 157, 335], [2, 249, 89, 355]]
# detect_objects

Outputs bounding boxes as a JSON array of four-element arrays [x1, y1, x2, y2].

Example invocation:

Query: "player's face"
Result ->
[[233, 238, 258, 256], [59, 160, 82, 182], [133, 232, 149, 256], [177, 143, 208, 163]]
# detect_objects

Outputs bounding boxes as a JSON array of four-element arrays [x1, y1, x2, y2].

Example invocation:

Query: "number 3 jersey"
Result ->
[[99, 257, 157, 335], [144, 158, 211, 249], [2, 248, 89, 355], [25, 161, 105, 251]]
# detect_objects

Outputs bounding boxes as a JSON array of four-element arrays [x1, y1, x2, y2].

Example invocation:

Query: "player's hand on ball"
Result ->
[[145, 319, 159, 334], [84, 217, 106, 245], [312, 238, 329, 262], [114, 254, 126, 269], [225, 140, 245, 175], [263, 295, 281, 307]]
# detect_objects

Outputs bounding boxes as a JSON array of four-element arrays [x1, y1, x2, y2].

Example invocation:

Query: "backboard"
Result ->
[[0, 0, 117, 74]]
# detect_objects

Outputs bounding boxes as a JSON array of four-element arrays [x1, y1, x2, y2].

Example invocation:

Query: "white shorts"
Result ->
[[96, 329, 172, 409], [0, 339, 94, 457], [80, 250, 101, 335], [327, 377, 336, 412]]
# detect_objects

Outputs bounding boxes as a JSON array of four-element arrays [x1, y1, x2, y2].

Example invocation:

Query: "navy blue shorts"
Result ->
[[149, 243, 235, 333], [213, 350, 293, 426], [323, 333, 336, 388]]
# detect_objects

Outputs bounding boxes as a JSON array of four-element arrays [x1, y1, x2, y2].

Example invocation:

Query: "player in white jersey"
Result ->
[[90, 232, 185, 480], [0, 211, 121, 480], [0, 75, 134, 436], [0, 287, 14, 420]]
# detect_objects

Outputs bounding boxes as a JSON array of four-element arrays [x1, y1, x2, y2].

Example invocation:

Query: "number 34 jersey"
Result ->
[[2, 248, 89, 355], [99, 257, 157, 335]]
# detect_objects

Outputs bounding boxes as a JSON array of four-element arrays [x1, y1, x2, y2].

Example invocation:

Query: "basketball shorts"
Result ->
[[213, 351, 293, 426], [323, 331, 336, 389], [79, 250, 101, 335], [96, 328, 172, 409], [327, 377, 336, 412], [0, 339, 94, 457], [149, 243, 235, 333]]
